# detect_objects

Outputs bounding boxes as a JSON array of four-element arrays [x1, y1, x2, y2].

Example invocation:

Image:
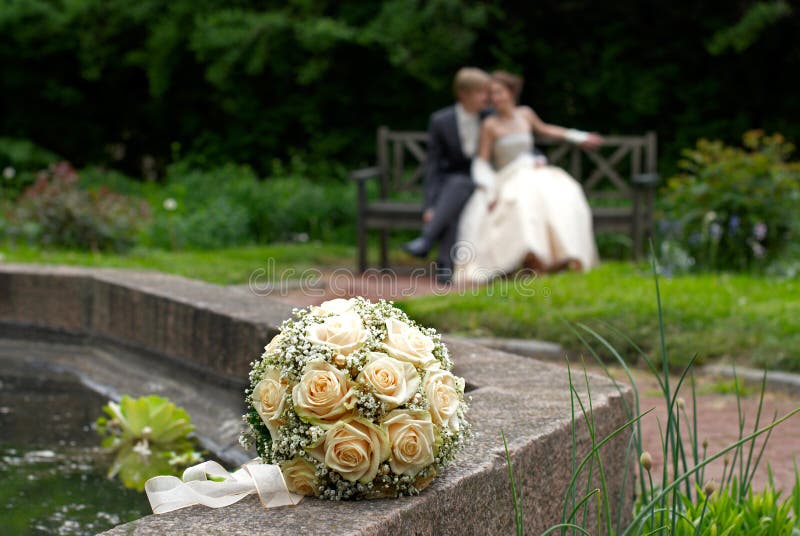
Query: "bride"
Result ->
[[455, 71, 602, 283]]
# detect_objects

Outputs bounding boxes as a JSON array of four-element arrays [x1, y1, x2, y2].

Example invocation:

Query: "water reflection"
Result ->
[[0, 360, 150, 535]]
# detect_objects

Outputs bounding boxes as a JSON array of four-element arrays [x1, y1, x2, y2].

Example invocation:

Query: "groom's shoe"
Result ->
[[434, 269, 453, 285], [402, 237, 432, 258]]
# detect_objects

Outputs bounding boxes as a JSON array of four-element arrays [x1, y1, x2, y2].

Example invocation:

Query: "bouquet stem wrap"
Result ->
[[144, 460, 303, 514]]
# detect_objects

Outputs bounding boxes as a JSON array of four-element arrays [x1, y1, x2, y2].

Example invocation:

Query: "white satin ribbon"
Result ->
[[144, 459, 303, 514]]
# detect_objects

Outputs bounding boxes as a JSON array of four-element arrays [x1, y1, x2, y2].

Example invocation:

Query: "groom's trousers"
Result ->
[[422, 173, 474, 273]]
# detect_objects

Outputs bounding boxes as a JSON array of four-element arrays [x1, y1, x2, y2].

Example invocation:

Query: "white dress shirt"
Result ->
[[455, 103, 480, 157]]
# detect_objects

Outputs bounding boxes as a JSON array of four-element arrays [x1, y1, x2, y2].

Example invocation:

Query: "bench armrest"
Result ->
[[349, 166, 381, 182], [632, 172, 660, 188]]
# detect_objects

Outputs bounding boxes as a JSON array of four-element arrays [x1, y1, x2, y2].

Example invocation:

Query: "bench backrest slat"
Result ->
[[374, 126, 657, 200]]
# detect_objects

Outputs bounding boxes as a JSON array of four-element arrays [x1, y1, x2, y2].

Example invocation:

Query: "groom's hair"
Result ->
[[453, 67, 490, 96]]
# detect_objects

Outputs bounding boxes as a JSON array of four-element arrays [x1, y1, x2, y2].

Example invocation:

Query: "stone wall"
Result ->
[[0, 264, 292, 384], [0, 264, 634, 534]]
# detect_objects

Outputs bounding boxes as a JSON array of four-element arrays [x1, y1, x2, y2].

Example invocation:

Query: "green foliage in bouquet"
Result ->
[[240, 298, 470, 500], [659, 130, 800, 273], [4, 162, 150, 252], [96, 395, 203, 491]]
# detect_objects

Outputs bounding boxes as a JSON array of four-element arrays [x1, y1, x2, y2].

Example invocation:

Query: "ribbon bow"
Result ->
[[145, 460, 303, 514]]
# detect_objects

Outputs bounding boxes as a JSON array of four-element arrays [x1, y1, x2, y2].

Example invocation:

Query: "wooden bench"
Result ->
[[351, 126, 659, 272]]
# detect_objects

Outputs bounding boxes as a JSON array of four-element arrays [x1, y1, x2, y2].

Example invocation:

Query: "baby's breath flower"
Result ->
[[240, 297, 470, 500]]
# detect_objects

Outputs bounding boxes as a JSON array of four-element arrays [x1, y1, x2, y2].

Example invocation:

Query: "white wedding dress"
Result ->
[[454, 131, 599, 282]]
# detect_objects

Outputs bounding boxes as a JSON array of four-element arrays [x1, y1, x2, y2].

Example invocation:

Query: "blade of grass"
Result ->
[[743, 410, 777, 498], [541, 524, 594, 536], [565, 324, 644, 533], [581, 362, 613, 536], [562, 409, 654, 525], [649, 246, 678, 534], [792, 458, 799, 518], [733, 366, 746, 495], [594, 319, 666, 393], [740, 371, 767, 496], [566, 488, 601, 526], [694, 493, 710, 536], [502, 430, 523, 536], [623, 405, 800, 535], [566, 359, 579, 535]]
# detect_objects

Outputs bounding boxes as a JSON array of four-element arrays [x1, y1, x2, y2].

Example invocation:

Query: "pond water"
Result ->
[[0, 359, 150, 535]]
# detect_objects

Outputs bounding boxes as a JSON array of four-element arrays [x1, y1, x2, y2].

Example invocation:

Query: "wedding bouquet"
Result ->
[[240, 297, 470, 500]]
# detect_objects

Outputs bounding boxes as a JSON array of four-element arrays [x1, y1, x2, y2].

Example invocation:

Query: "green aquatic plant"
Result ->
[[96, 395, 203, 491]]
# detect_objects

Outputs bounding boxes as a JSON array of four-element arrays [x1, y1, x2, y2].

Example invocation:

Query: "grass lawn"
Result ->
[[0, 243, 354, 285], [3, 243, 798, 371], [399, 262, 800, 372]]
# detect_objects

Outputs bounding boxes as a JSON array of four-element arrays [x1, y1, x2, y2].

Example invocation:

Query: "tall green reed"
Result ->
[[504, 250, 800, 534]]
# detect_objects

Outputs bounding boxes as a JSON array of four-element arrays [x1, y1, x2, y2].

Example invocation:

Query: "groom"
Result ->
[[402, 67, 491, 282]]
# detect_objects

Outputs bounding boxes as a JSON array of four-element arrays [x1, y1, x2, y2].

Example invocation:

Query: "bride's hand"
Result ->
[[580, 133, 604, 150]]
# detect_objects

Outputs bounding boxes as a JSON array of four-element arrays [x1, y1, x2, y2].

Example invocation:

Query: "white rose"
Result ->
[[262, 332, 284, 357], [252, 368, 288, 440], [306, 311, 368, 355], [293, 359, 356, 426], [424, 369, 463, 431], [383, 318, 437, 368], [358, 352, 420, 410], [312, 298, 357, 316], [382, 410, 437, 476], [307, 416, 390, 483], [281, 457, 320, 496]]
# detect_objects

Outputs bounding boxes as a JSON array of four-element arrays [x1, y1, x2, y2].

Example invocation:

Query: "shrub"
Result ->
[[0, 137, 61, 200], [659, 130, 800, 272], [146, 162, 355, 249], [4, 162, 150, 251]]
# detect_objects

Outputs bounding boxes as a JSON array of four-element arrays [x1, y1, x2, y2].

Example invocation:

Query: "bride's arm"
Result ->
[[521, 107, 604, 149], [472, 120, 498, 204]]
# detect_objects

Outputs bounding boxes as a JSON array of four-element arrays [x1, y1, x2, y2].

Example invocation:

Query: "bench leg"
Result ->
[[357, 225, 367, 274], [356, 180, 368, 273], [379, 230, 389, 270], [632, 191, 644, 260]]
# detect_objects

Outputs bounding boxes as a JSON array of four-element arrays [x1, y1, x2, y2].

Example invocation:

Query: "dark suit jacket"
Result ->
[[422, 105, 543, 210], [423, 105, 472, 210]]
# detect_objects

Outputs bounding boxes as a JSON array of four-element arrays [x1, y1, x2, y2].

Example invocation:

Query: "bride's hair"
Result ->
[[491, 71, 524, 101]]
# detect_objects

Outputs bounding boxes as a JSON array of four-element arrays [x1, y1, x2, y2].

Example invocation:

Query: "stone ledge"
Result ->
[[0, 264, 633, 534], [0, 263, 293, 383]]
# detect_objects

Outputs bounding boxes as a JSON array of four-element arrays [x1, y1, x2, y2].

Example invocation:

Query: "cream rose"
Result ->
[[382, 410, 437, 476], [307, 416, 390, 483], [424, 369, 463, 431], [311, 298, 357, 316], [252, 368, 288, 440], [293, 359, 356, 425], [383, 318, 437, 368], [280, 457, 320, 496], [358, 352, 420, 409], [262, 332, 283, 357], [306, 311, 368, 355]]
